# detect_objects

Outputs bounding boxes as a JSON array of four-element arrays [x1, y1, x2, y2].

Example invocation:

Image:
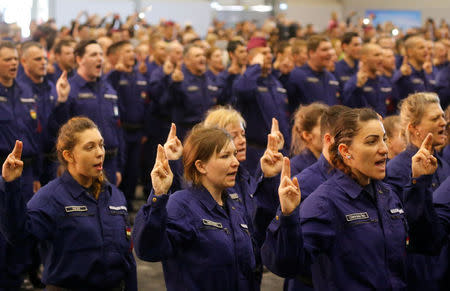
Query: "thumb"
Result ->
[[402, 55, 408, 65]]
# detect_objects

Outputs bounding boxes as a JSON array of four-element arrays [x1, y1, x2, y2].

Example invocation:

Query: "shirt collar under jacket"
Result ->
[[61, 170, 112, 199]]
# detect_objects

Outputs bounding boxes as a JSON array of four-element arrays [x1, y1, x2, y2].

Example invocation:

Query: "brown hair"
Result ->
[[307, 35, 330, 54], [56, 117, 105, 199], [291, 103, 328, 155], [182, 125, 232, 186], [329, 108, 380, 178], [383, 115, 402, 139], [205, 47, 221, 60]]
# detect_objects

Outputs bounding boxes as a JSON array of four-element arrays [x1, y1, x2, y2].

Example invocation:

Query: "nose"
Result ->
[[380, 140, 389, 156], [232, 155, 240, 167]]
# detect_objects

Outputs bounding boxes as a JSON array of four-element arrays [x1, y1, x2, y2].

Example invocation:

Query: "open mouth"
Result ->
[[95, 64, 102, 70], [93, 162, 103, 171], [374, 158, 386, 168], [227, 171, 237, 177]]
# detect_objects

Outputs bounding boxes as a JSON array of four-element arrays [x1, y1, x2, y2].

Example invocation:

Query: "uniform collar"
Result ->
[[17, 73, 51, 91], [190, 186, 231, 212], [318, 154, 333, 173], [334, 169, 388, 199], [61, 171, 111, 199], [72, 71, 100, 88]]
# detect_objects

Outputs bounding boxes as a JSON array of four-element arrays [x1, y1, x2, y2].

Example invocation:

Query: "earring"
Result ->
[[416, 132, 420, 136], [346, 155, 351, 159]]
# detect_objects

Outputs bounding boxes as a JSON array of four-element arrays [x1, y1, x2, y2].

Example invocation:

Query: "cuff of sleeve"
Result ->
[[279, 206, 300, 226], [147, 191, 169, 207], [410, 174, 433, 187], [1, 178, 21, 194]]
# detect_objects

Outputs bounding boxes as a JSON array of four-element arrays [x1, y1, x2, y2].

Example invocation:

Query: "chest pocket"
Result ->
[[57, 206, 102, 252], [103, 93, 119, 118], [0, 96, 12, 122], [107, 206, 131, 250]]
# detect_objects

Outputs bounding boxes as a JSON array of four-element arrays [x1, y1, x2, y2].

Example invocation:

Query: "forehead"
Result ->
[[189, 47, 204, 56], [318, 41, 331, 50], [84, 43, 102, 54], [355, 119, 385, 138], [76, 128, 103, 144], [24, 46, 45, 57], [350, 37, 362, 44], [0, 47, 18, 58], [218, 140, 235, 152], [423, 103, 444, 118]]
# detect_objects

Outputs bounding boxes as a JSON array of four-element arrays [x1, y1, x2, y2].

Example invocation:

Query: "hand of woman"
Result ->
[[278, 157, 301, 216], [163, 123, 183, 160], [151, 145, 173, 196], [261, 134, 283, 178], [271, 118, 284, 150], [412, 133, 438, 178], [2, 140, 24, 182]]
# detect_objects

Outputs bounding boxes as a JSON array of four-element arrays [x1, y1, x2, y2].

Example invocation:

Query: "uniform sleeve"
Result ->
[[285, 70, 304, 114], [342, 76, 367, 108], [216, 70, 238, 105], [436, 68, 450, 110], [261, 193, 336, 278], [233, 65, 261, 99], [149, 68, 172, 107], [132, 192, 196, 262]]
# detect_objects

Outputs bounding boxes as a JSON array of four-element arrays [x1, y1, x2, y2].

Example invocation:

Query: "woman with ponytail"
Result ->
[[0, 117, 137, 290]]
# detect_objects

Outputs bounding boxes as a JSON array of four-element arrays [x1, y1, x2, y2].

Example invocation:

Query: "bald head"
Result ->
[[360, 43, 382, 75], [404, 36, 427, 65]]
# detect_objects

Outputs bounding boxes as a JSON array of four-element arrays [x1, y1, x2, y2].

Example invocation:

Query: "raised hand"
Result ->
[[56, 71, 71, 103], [151, 145, 173, 195], [2, 140, 24, 182], [271, 118, 284, 150], [400, 56, 412, 76], [138, 60, 147, 74], [278, 157, 301, 216], [423, 54, 433, 74], [114, 55, 127, 72], [163, 60, 174, 75], [412, 133, 438, 178], [356, 61, 369, 87], [250, 53, 264, 66], [171, 62, 184, 82], [260, 134, 283, 178], [163, 123, 183, 160]]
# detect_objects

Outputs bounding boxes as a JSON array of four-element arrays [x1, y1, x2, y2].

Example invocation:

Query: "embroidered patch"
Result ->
[[329, 80, 339, 86], [104, 94, 118, 100], [208, 85, 218, 91], [229, 193, 239, 200], [0, 96, 7, 102], [20, 98, 35, 103], [202, 219, 223, 229], [65, 205, 88, 213], [380, 87, 392, 93], [306, 77, 319, 83], [240, 223, 248, 229], [187, 86, 199, 91], [345, 212, 369, 222], [257, 86, 268, 92], [412, 78, 424, 84], [109, 205, 128, 211], [78, 93, 94, 99], [340, 76, 350, 81], [119, 80, 129, 85], [277, 87, 287, 93], [136, 80, 147, 86], [389, 208, 404, 214], [363, 86, 374, 92]]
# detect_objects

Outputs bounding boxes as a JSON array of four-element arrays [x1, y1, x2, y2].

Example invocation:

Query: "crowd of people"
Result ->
[[0, 9, 449, 291]]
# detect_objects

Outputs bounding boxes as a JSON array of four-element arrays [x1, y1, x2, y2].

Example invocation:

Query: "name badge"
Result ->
[[240, 223, 248, 229], [0, 96, 7, 102], [136, 80, 147, 86], [306, 77, 319, 83], [345, 212, 369, 222], [277, 87, 287, 93], [187, 86, 199, 92], [78, 92, 94, 99], [412, 78, 424, 84], [257, 86, 268, 92], [363, 86, 374, 92], [429, 80, 436, 85], [329, 80, 339, 86], [104, 94, 118, 100], [202, 219, 223, 229], [340, 76, 350, 81], [229, 193, 240, 200], [389, 208, 404, 214], [380, 87, 392, 93], [65, 205, 88, 213], [113, 105, 119, 117], [208, 85, 218, 91], [109, 205, 127, 211], [119, 80, 129, 86], [20, 98, 35, 103]]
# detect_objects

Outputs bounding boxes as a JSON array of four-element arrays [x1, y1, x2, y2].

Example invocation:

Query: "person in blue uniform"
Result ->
[[261, 107, 437, 290], [334, 32, 361, 94], [284, 104, 349, 291], [106, 40, 149, 211], [0, 41, 46, 289], [393, 36, 437, 100], [53, 39, 124, 186], [0, 117, 137, 290], [343, 43, 396, 117], [436, 62, 450, 111], [385, 92, 449, 291], [383, 115, 407, 161], [285, 35, 340, 112], [47, 39, 76, 84], [205, 47, 225, 84], [233, 38, 290, 175], [133, 126, 259, 291], [143, 38, 167, 81], [289, 103, 328, 177], [380, 48, 399, 115]]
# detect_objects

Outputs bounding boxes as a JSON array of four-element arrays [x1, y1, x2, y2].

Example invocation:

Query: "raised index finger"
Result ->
[[167, 123, 177, 141], [421, 133, 434, 152], [402, 55, 408, 65], [12, 140, 22, 160], [280, 156, 291, 179], [267, 134, 278, 152], [155, 144, 166, 163], [271, 118, 279, 134]]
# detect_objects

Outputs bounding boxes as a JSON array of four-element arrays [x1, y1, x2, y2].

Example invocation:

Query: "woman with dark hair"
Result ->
[[0, 117, 137, 290], [261, 108, 437, 290]]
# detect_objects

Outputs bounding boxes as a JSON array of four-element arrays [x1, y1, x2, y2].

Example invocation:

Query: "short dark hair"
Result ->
[[54, 39, 75, 55], [74, 39, 98, 58], [320, 105, 351, 138], [227, 40, 245, 53], [341, 32, 360, 46], [108, 40, 132, 55], [307, 35, 329, 53], [21, 41, 43, 56], [0, 41, 16, 52]]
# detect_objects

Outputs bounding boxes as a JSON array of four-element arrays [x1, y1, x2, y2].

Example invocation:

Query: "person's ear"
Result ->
[[194, 160, 207, 175], [62, 150, 74, 164], [301, 131, 312, 143], [338, 143, 352, 160]]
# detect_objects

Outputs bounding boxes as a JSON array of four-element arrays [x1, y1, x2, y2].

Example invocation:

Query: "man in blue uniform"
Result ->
[[334, 32, 361, 93], [234, 37, 290, 175], [380, 48, 399, 115], [285, 35, 340, 113], [53, 39, 124, 186], [393, 36, 437, 100], [343, 43, 396, 117], [47, 39, 76, 84], [436, 63, 450, 110], [143, 38, 167, 81], [106, 40, 149, 211]]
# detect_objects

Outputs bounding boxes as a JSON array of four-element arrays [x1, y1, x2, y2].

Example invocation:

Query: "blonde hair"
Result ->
[[399, 92, 440, 141], [203, 106, 246, 129]]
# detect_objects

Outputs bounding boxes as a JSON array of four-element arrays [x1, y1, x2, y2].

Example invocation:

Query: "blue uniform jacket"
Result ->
[[334, 59, 358, 94], [133, 187, 258, 291], [0, 81, 41, 179], [106, 69, 149, 142], [290, 149, 317, 178], [53, 72, 125, 171], [0, 172, 137, 290], [392, 65, 437, 100], [261, 170, 409, 290], [233, 64, 290, 149], [285, 63, 340, 113], [216, 70, 240, 105], [295, 154, 336, 200], [343, 74, 396, 117], [436, 63, 450, 110]]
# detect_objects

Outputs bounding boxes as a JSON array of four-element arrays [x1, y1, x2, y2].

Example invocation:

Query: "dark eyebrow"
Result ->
[[364, 135, 380, 140]]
